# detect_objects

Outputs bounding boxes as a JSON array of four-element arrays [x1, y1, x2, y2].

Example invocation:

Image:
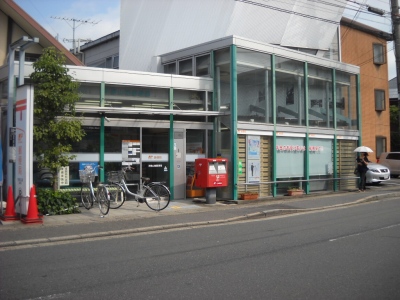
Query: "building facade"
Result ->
[[158, 36, 360, 199], [0, 0, 392, 201], [48, 36, 360, 200]]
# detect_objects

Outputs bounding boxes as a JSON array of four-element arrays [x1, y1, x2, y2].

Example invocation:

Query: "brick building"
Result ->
[[340, 17, 393, 159]]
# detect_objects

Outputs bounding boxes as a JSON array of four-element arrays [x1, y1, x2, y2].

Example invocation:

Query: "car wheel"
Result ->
[[390, 175, 399, 178]]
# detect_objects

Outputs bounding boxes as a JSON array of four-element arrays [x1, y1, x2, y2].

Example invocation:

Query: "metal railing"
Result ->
[[237, 176, 359, 194]]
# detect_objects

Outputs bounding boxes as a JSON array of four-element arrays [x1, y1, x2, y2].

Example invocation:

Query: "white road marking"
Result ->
[[329, 223, 400, 242], [27, 292, 72, 299]]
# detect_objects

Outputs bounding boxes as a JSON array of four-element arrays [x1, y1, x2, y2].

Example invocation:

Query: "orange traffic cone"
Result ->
[[0, 186, 19, 221], [21, 185, 43, 224]]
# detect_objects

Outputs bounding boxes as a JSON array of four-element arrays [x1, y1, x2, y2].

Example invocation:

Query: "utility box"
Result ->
[[194, 158, 228, 188]]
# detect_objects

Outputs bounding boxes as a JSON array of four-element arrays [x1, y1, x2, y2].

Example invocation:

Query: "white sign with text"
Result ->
[[14, 85, 34, 214]]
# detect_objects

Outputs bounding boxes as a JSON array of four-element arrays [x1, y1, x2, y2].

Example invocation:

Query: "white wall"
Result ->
[[120, 0, 344, 72]]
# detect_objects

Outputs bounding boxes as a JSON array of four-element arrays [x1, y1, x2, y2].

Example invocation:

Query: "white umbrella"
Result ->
[[353, 146, 373, 153]]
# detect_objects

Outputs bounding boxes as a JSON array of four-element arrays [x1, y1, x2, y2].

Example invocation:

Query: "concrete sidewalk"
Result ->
[[1, 186, 400, 248]]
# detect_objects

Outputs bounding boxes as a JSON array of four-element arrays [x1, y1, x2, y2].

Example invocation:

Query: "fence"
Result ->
[[237, 176, 359, 195]]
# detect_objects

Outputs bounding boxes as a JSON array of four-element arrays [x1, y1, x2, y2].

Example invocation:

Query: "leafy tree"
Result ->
[[30, 47, 85, 190]]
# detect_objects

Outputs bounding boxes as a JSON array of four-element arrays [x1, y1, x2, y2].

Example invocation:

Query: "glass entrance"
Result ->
[[142, 128, 169, 185]]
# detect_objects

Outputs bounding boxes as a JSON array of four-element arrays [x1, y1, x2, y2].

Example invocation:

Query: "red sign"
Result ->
[[16, 99, 27, 120]]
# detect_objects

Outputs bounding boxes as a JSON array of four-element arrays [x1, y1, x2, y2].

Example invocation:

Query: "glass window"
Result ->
[[142, 128, 169, 153], [375, 89, 385, 111], [386, 153, 393, 159], [214, 47, 231, 161], [142, 162, 169, 185], [173, 90, 205, 111], [376, 136, 386, 159], [186, 129, 206, 176], [187, 130, 205, 154], [178, 58, 193, 76], [309, 139, 334, 192], [275, 57, 305, 126], [387, 153, 400, 159], [322, 29, 339, 61], [77, 83, 101, 107], [236, 48, 272, 123], [0, 80, 8, 107], [67, 162, 81, 186], [335, 71, 357, 130], [373, 43, 385, 65], [104, 127, 140, 152], [89, 61, 106, 68], [105, 57, 112, 68], [276, 137, 305, 178], [308, 64, 333, 128], [207, 91, 213, 111], [195, 55, 210, 77], [104, 85, 169, 109], [164, 62, 176, 74], [215, 48, 231, 110], [70, 126, 100, 152], [113, 56, 119, 69], [309, 139, 333, 176]]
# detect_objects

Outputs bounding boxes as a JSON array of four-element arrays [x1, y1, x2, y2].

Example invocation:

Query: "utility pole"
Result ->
[[390, 0, 400, 133], [63, 38, 91, 54], [51, 16, 99, 52]]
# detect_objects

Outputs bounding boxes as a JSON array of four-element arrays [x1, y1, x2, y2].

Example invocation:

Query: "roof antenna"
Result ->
[[51, 16, 100, 52]]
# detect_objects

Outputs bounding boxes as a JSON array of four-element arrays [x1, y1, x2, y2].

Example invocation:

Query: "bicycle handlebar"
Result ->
[[121, 165, 135, 172], [83, 165, 103, 173]]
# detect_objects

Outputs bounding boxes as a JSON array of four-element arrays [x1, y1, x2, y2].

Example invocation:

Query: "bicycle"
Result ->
[[80, 165, 110, 216], [106, 166, 171, 211]]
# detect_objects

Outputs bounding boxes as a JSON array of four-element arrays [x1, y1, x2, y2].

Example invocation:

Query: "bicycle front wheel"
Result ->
[[143, 183, 170, 211], [108, 183, 126, 209], [81, 185, 93, 209], [97, 185, 110, 215]]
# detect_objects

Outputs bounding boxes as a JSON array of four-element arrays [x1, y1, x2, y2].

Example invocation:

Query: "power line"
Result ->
[[341, 0, 367, 42], [22, 0, 59, 37], [51, 16, 100, 52], [235, 0, 340, 24]]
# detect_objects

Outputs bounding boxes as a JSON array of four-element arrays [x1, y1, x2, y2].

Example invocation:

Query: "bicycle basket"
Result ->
[[79, 170, 95, 183], [107, 171, 123, 183]]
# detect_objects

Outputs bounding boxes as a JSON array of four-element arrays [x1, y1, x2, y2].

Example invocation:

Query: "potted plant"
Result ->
[[239, 191, 259, 200], [287, 187, 304, 196]]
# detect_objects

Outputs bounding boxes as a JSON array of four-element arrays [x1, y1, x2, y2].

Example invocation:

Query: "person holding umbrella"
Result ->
[[356, 152, 370, 191]]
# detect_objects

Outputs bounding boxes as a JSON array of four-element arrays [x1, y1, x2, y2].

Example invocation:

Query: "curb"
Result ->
[[1, 192, 399, 249]]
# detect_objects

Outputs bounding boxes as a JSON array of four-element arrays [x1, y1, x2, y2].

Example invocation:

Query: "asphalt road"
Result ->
[[1, 196, 399, 300]]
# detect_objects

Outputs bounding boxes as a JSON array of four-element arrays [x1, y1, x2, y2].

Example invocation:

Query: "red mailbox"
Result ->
[[194, 158, 228, 188]]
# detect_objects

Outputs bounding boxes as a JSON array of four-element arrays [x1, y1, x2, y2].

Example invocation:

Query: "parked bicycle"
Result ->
[[106, 166, 170, 211], [80, 165, 110, 215]]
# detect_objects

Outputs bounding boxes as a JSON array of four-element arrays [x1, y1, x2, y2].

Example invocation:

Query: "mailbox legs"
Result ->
[[205, 188, 216, 204]]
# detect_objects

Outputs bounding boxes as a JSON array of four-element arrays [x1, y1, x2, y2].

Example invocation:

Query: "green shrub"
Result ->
[[37, 189, 80, 215]]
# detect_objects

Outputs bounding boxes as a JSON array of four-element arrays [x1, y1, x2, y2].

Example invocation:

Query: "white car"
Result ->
[[377, 152, 400, 178], [366, 163, 390, 184]]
